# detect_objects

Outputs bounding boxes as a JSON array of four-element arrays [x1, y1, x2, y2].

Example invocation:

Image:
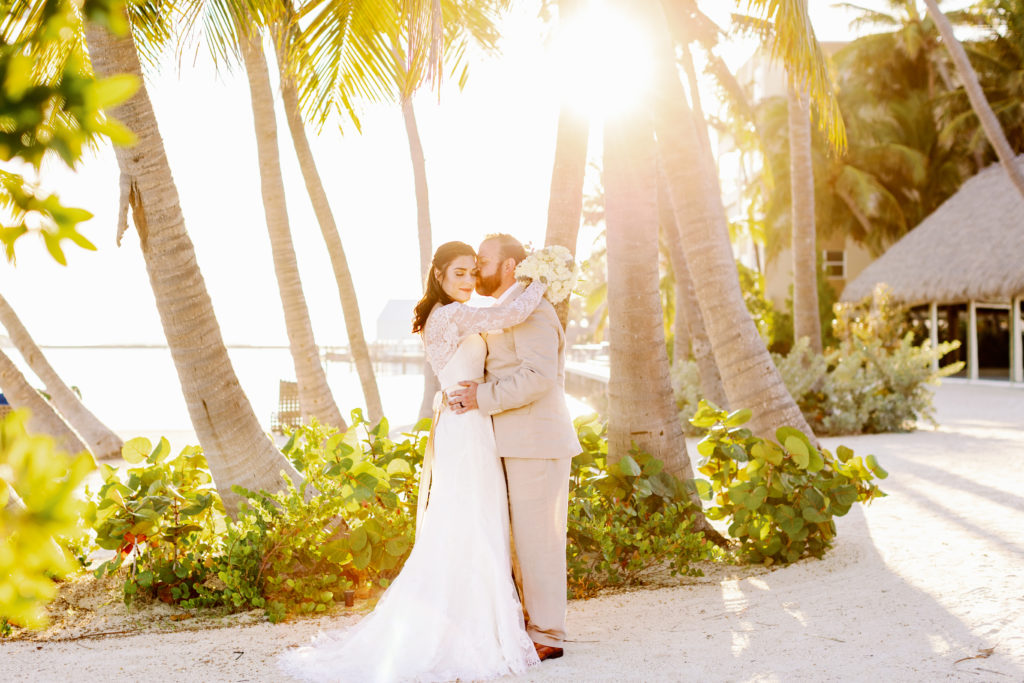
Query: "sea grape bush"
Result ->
[[692, 401, 887, 565], [566, 415, 718, 598], [672, 285, 962, 436], [87, 412, 430, 621]]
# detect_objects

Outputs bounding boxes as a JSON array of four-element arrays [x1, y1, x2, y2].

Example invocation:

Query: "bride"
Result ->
[[279, 241, 547, 682]]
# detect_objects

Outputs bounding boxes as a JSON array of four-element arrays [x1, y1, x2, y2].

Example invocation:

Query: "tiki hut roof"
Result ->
[[841, 156, 1024, 306]]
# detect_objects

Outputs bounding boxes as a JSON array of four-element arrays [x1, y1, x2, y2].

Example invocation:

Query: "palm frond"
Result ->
[[742, 0, 847, 153]]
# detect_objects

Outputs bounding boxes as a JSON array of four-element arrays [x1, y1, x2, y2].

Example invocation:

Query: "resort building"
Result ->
[[842, 157, 1024, 385]]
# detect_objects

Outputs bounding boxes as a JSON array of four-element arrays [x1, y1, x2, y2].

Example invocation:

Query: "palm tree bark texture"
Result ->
[[788, 79, 823, 353], [648, 0, 815, 439], [0, 292, 123, 459], [84, 19, 303, 516], [238, 28, 346, 430]]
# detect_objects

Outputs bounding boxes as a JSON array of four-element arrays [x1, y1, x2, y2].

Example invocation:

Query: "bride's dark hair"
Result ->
[[412, 241, 477, 334]]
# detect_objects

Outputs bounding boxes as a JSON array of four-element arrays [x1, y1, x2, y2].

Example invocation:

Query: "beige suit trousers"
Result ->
[[504, 457, 572, 647]]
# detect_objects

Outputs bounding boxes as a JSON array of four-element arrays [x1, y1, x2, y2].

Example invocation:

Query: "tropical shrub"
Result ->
[[0, 410, 94, 628], [566, 415, 718, 598], [692, 402, 887, 565], [89, 412, 428, 621], [90, 437, 226, 604], [669, 358, 703, 434]]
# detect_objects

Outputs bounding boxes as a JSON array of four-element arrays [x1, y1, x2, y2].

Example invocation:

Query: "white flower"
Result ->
[[515, 245, 578, 305]]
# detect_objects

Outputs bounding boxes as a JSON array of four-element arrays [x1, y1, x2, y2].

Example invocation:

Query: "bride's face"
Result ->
[[438, 255, 477, 303]]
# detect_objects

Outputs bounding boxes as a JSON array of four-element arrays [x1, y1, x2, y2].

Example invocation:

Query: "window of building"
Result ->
[[823, 250, 845, 278]]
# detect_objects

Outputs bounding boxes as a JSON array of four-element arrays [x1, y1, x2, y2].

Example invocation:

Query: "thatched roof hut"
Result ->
[[842, 157, 1024, 306], [841, 157, 1024, 385]]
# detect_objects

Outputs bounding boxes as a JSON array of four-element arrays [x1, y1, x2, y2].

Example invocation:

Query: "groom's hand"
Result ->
[[448, 381, 478, 414]]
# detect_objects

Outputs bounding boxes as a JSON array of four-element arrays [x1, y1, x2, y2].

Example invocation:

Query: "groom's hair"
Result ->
[[484, 233, 527, 265]]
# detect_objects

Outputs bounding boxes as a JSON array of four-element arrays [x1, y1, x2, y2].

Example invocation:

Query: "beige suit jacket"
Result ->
[[476, 298, 582, 460]]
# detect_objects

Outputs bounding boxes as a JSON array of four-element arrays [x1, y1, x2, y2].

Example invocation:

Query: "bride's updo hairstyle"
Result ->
[[412, 241, 477, 334]]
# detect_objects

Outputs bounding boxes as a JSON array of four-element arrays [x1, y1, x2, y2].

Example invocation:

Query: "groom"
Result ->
[[448, 233, 582, 662]]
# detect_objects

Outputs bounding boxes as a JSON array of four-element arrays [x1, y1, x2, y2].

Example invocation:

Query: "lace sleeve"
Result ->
[[448, 281, 547, 338]]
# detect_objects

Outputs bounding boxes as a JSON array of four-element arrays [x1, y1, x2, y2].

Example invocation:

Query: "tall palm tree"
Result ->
[[649, 0, 815, 438], [0, 349, 89, 456], [83, 19, 303, 515], [657, 176, 728, 409], [0, 293, 122, 459], [397, 96, 442, 420], [272, 24, 384, 424], [922, 0, 1024, 197], [604, 111, 722, 543], [788, 79, 822, 352], [543, 0, 590, 330], [237, 26, 347, 430]]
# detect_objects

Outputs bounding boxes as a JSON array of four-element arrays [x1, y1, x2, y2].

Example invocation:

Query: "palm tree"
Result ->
[[543, 0, 590, 330], [604, 111, 723, 543], [236, 26, 347, 430], [0, 349, 89, 456], [83, 18, 303, 515], [657, 176, 729, 409], [788, 79, 822, 353], [0, 293, 122, 459], [922, 0, 1024, 197], [649, 0, 816, 438], [272, 23, 384, 424]]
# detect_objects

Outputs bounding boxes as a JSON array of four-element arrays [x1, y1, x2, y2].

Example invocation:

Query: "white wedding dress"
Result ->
[[279, 282, 546, 683]]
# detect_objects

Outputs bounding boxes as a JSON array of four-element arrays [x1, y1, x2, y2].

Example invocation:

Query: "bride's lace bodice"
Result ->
[[422, 281, 546, 380]]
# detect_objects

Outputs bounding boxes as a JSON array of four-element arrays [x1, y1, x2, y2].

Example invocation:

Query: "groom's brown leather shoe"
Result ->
[[534, 643, 564, 661]]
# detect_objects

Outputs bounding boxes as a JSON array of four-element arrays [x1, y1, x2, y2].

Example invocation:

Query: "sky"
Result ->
[[0, 0, 976, 347]]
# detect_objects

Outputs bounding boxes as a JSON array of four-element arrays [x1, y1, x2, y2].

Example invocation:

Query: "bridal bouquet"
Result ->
[[515, 245, 578, 305]]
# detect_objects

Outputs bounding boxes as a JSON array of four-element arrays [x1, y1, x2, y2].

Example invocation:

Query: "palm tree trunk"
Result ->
[[604, 115, 691, 477], [788, 81, 823, 353], [922, 0, 1024, 198], [274, 33, 382, 425], [657, 176, 729, 409], [605, 113, 724, 544], [398, 98, 442, 421], [238, 30, 345, 430], [84, 21, 303, 516], [648, 0, 814, 439], [0, 293, 122, 459], [543, 0, 590, 330], [0, 349, 89, 456]]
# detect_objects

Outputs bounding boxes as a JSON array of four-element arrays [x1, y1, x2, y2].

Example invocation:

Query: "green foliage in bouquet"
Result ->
[[566, 415, 719, 598], [90, 437, 224, 605], [692, 402, 887, 565], [0, 410, 94, 628]]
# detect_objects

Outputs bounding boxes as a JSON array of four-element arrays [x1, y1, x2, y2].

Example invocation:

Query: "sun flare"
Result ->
[[550, 1, 656, 120]]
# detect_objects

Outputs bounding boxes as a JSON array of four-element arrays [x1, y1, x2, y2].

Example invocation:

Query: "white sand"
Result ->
[[3, 381, 1022, 681]]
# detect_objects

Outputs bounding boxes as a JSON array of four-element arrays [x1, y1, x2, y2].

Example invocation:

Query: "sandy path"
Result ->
[[3, 382, 1022, 681]]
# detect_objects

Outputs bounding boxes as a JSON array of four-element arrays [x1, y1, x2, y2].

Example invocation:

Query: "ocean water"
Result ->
[[7, 347, 595, 455], [7, 348, 426, 451]]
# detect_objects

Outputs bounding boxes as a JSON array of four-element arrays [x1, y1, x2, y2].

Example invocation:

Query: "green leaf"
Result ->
[[836, 445, 854, 463], [802, 506, 827, 523], [147, 437, 171, 464], [806, 448, 824, 473], [122, 437, 151, 464], [90, 74, 140, 110], [616, 455, 642, 477], [724, 408, 752, 427], [385, 537, 410, 557], [865, 455, 888, 479], [386, 458, 412, 476], [348, 527, 367, 551], [785, 436, 810, 469]]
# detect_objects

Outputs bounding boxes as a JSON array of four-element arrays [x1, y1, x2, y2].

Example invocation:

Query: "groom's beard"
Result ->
[[476, 270, 502, 297]]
